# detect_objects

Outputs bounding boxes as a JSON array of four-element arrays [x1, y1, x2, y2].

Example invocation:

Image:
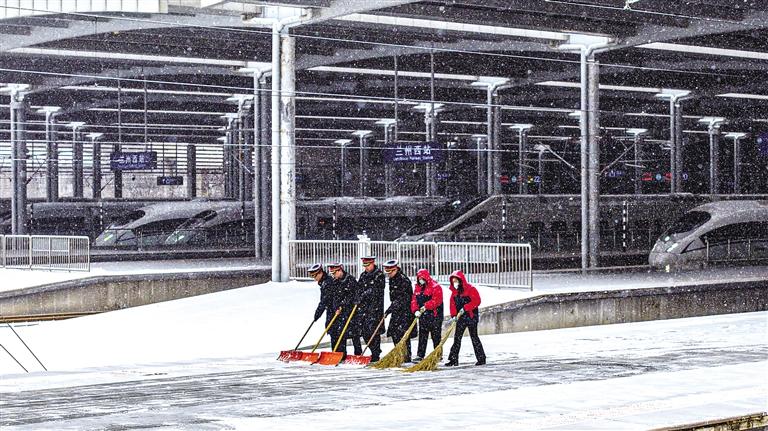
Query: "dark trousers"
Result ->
[[390, 329, 412, 362], [448, 318, 486, 364], [329, 330, 347, 355], [361, 324, 382, 359], [417, 317, 442, 358]]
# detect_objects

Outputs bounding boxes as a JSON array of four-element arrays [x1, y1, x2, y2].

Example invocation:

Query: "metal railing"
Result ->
[[289, 238, 532, 290], [1, 235, 90, 272]]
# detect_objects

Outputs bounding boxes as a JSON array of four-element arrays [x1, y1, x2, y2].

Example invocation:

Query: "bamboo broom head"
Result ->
[[403, 345, 442, 372], [369, 318, 419, 369]]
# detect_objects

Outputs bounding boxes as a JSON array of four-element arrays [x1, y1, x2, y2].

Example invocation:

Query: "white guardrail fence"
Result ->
[[1, 235, 91, 272], [289, 239, 533, 290]]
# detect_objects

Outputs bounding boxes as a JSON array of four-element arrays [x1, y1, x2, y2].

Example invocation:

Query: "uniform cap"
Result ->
[[383, 259, 399, 269], [328, 263, 344, 271], [361, 256, 376, 264], [307, 263, 323, 275]]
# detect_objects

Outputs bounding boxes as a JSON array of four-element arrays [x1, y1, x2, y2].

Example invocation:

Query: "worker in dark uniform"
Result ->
[[411, 268, 444, 361], [446, 270, 486, 366], [357, 256, 385, 362], [310, 263, 343, 353], [383, 259, 414, 363], [328, 263, 361, 356]]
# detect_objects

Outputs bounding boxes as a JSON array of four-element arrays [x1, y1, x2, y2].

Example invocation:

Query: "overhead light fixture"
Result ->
[[308, 65, 495, 82], [85, 132, 103, 139], [412, 103, 445, 113], [0, 83, 30, 94], [36, 106, 61, 115], [698, 117, 727, 128], [718, 93, 768, 101], [89, 108, 228, 116], [375, 118, 397, 126], [336, 14, 573, 41], [334, 139, 353, 145], [724, 132, 747, 140], [536, 81, 672, 94], [625, 128, 648, 136], [351, 130, 373, 138], [509, 123, 534, 131], [638, 43, 768, 61], [10, 47, 252, 67], [470, 77, 510, 88], [68, 121, 86, 130]]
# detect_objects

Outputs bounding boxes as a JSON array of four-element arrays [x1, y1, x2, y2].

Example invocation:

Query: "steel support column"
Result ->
[[579, 49, 590, 271], [42, 108, 60, 203], [187, 144, 197, 198], [72, 128, 84, 198], [675, 106, 685, 192], [486, 89, 496, 195], [731, 135, 744, 194], [587, 56, 601, 269], [383, 123, 395, 197], [10, 92, 28, 235], [252, 73, 264, 259], [279, 34, 296, 282], [709, 127, 721, 196], [91, 136, 102, 199], [634, 134, 644, 195], [260, 74, 271, 261], [425, 110, 439, 196], [359, 136, 367, 197], [518, 129, 528, 194], [270, 24, 282, 282]]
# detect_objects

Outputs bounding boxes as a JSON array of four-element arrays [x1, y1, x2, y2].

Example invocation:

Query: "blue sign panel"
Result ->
[[157, 176, 184, 186], [758, 133, 768, 156], [110, 151, 157, 171], [383, 141, 444, 164]]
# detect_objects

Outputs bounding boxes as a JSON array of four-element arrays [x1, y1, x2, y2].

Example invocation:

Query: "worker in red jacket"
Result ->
[[410, 268, 444, 361], [446, 270, 486, 366]]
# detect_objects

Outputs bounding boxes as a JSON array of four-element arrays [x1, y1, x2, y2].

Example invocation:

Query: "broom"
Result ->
[[403, 309, 464, 373], [368, 315, 419, 369]]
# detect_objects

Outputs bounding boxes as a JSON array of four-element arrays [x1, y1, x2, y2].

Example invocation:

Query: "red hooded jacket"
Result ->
[[410, 269, 443, 318], [448, 270, 481, 319]]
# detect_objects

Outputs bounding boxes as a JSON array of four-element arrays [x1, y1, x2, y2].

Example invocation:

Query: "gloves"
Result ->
[[335, 307, 342, 315], [420, 306, 426, 313], [414, 310, 422, 318]]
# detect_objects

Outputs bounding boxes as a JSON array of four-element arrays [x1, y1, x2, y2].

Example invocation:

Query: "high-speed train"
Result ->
[[94, 200, 254, 249], [649, 200, 768, 271]]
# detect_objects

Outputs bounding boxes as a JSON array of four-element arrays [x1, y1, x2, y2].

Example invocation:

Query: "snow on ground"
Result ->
[[0, 278, 766, 430]]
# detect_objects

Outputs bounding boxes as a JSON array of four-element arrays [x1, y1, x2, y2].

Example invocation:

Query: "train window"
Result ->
[[665, 211, 711, 236], [110, 210, 145, 228], [705, 223, 748, 243]]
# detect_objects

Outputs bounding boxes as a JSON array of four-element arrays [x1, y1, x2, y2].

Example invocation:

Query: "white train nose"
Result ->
[[648, 251, 673, 271]]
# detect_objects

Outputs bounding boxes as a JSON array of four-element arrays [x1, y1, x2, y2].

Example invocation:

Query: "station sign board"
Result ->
[[157, 176, 184, 186], [383, 141, 444, 164], [110, 151, 157, 171]]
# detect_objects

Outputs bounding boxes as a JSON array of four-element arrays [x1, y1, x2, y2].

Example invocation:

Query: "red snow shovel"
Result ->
[[277, 319, 316, 362], [315, 304, 358, 366], [299, 308, 341, 363], [344, 315, 386, 366]]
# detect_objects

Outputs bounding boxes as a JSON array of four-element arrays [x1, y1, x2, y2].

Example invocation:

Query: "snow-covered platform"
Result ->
[[0, 257, 266, 294], [0, 278, 765, 430]]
